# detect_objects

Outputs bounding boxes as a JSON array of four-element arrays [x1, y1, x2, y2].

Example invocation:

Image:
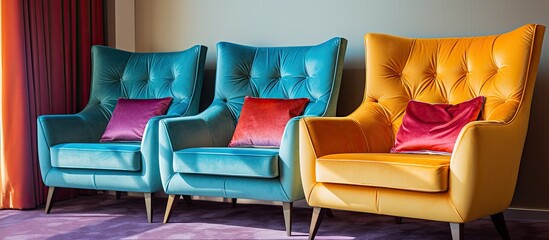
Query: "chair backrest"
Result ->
[[213, 38, 347, 120], [361, 24, 545, 135], [87, 45, 207, 119]]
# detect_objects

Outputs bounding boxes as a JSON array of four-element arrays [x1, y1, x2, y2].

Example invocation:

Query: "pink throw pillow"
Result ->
[[391, 96, 485, 154], [228, 96, 309, 147], [100, 97, 173, 142]]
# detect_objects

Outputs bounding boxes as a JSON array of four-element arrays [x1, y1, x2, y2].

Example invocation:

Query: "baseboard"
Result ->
[[505, 208, 549, 222]]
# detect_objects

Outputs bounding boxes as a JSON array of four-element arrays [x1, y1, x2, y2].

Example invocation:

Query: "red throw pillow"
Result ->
[[100, 97, 173, 142], [228, 96, 309, 147], [391, 96, 485, 155]]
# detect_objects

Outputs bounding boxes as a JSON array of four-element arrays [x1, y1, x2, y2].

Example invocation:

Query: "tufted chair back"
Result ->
[[356, 24, 545, 139], [86, 45, 207, 129], [214, 38, 347, 121]]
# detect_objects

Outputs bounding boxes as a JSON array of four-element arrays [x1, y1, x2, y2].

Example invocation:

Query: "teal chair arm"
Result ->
[[278, 116, 307, 201], [37, 114, 104, 145], [37, 113, 104, 182], [158, 102, 236, 188], [160, 103, 236, 150], [140, 115, 179, 190]]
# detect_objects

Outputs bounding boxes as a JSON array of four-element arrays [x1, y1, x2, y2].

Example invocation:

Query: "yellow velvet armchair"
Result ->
[[299, 24, 545, 239]]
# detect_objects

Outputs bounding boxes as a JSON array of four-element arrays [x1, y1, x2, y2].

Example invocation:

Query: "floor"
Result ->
[[1, 195, 549, 239]]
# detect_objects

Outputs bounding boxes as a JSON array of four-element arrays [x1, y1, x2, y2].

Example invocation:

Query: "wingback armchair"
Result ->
[[159, 38, 347, 235], [299, 24, 545, 239], [37, 45, 207, 223]]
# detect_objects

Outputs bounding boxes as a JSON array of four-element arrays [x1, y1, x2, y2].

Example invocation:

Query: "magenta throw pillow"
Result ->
[[228, 96, 309, 148], [100, 97, 173, 142], [391, 96, 485, 155]]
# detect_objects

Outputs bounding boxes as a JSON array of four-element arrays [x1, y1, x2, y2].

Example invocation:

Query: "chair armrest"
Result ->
[[300, 101, 395, 158], [299, 116, 370, 198], [142, 115, 179, 150], [159, 103, 236, 151], [37, 114, 101, 146], [299, 117, 370, 157], [299, 109, 394, 200], [158, 103, 236, 187], [277, 116, 307, 200], [37, 113, 103, 182], [449, 120, 524, 221], [279, 114, 370, 201], [139, 114, 179, 189]]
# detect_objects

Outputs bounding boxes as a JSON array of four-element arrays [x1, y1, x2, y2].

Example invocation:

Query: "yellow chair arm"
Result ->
[[299, 113, 393, 199], [299, 117, 369, 157], [299, 117, 365, 199], [449, 120, 526, 221]]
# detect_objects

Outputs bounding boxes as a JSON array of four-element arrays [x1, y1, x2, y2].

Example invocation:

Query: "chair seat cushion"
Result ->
[[173, 147, 279, 178], [51, 142, 142, 171], [316, 153, 450, 192]]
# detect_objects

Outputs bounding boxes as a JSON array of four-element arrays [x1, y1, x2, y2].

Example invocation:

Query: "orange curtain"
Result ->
[[0, 0, 36, 209], [0, 0, 104, 209]]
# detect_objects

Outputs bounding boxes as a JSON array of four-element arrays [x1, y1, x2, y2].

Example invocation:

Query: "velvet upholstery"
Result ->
[[316, 153, 450, 192], [228, 97, 309, 147], [159, 38, 347, 233], [51, 142, 142, 171], [173, 147, 280, 178], [299, 24, 545, 239], [100, 97, 173, 142], [391, 96, 485, 154], [37, 45, 207, 222]]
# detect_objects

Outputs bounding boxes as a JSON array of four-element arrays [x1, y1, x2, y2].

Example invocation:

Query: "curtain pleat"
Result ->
[[0, 0, 105, 209], [0, 0, 35, 209]]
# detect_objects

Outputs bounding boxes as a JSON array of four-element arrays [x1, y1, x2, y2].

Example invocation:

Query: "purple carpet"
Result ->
[[1, 195, 548, 239]]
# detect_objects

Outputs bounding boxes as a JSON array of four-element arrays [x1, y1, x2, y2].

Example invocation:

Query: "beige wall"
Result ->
[[110, 0, 135, 51], [121, 0, 549, 210]]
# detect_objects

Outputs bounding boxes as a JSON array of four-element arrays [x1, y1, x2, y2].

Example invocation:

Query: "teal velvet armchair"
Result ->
[[159, 38, 347, 235], [37, 45, 207, 223]]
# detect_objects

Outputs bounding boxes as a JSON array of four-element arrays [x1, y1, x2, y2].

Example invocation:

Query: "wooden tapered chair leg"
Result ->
[[450, 222, 464, 240], [45, 187, 56, 214], [164, 194, 177, 224], [232, 198, 237, 208], [491, 212, 511, 240], [144, 192, 153, 223], [182, 195, 193, 207], [309, 207, 326, 240], [282, 202, 293, 236]]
